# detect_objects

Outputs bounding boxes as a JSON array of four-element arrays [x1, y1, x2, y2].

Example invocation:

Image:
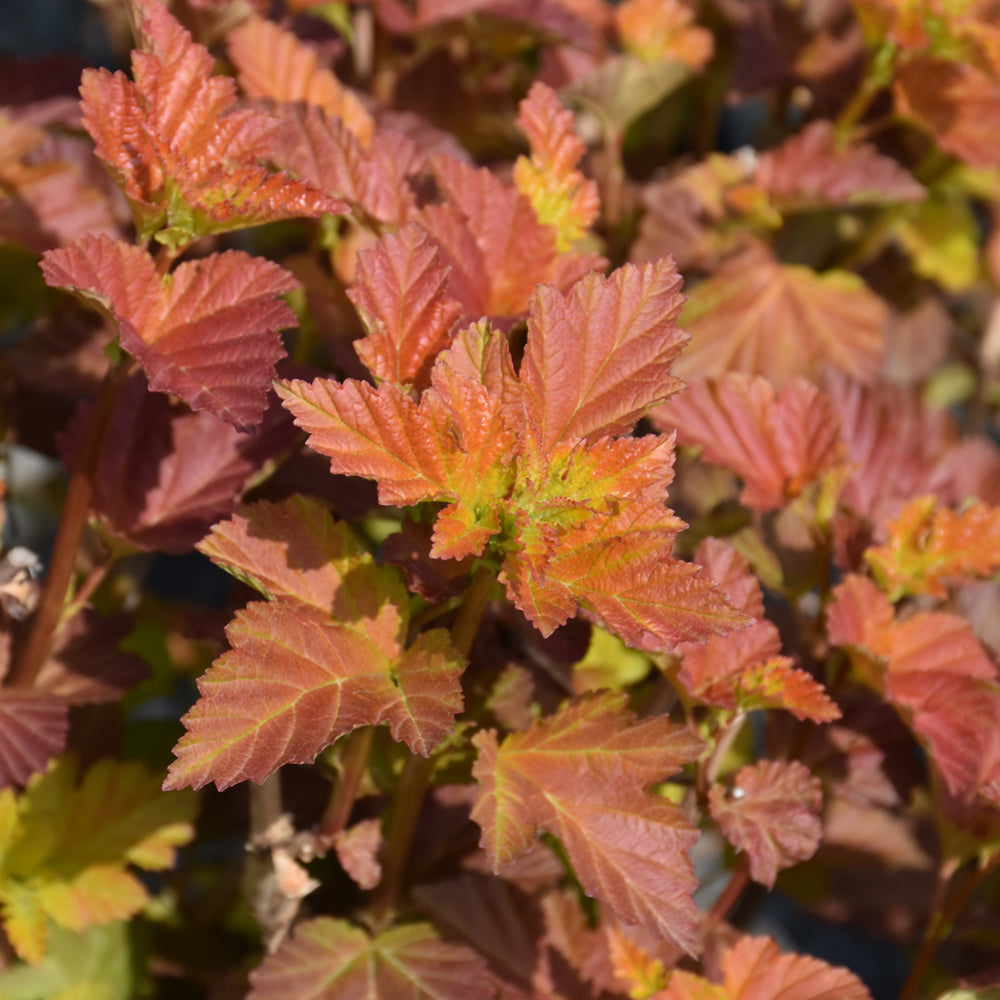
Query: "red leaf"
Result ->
[[709, 761, 823, 888], [896, 56, 1000, 169], [828, 574, 1000, 802], [675, 245, 886, 386], [520, 260, 687, 452], [663, 935, 872, 1000], [826, 374, 959, 537], [41, 235, 297, 429], [348, 224, 462, 387], [165, 602, 463, 789], [654, 374, 845, 511], [271, 107, 421, 225], [227, 15, 374, 145], [424, 155, 560, 317], [754, 120, 925, 210], [247, 917, 493, 1000], [471, 692, 705, 954], [80, 0, 346, 244], [59, 375, 294, 551], [0, 691, 67, 788], [673, 540, 838, 722]]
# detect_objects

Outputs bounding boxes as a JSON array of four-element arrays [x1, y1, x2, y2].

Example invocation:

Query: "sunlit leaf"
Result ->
[[165, 601, 463, 790], [709, 760, 823, 888], [512, 82, 599, 251], [675, 245, 885, 386], [80, 0, 346, 246], [41, 235, 297, 429], [227, 15, 374, 145], [662, 935, 872, 1000], [615, 0, 714, 68], [653, 374, 845, 511], [0, 757, 196, 964], [471, 692, 705, 954], [866, 495, 1000, 600], [348, 224, 462, 388]]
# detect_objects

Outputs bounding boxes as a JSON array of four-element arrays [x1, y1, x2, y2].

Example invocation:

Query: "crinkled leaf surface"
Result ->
[[674, 246, 886, 386], [247, 917, 493, 1000], [271, 107, 421, 225], [653, 374, 845, 510], [754, 120, 925, 210], [167, 497, 464, 789], [348, 224, 462, 388], [828, 575, 1000, 804], [0, 757, 196, 964], [709, 760, 823, 888], [513, 82, 599, 251], [471, 692, 705, 954], [675, 540, 839, 722], [866, 495, 1000, 600], [41, 235, 297, 429], [227, 15, 373, 144], [662, 935, 873, 1000], [280, 264, 747, 649], [80, 0, 346, 246]]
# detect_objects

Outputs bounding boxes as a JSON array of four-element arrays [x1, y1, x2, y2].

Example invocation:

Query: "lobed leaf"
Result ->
[[709, 760, 823, 888], [271, 107, 421, 225], [662, 935, 872, 1000], [227, 15, 374, 145], [471, 692, 705, 954], [754, 120, 926, 210], [520, 259, 688, 452], [615, 0, 714, 68], [348, 224, 462, 387], [865, 495, 1000, 600], [164, 602, 463, 790], [247, 917, 493, 1000], [80, 0, 347, 246], [653, 374, 845, 511], [512, 82, 599, 251], [41, 235, 298, 429], [675, 245, 886, 386], [0, 757, 196, 963], [59, 374, 295, 551]]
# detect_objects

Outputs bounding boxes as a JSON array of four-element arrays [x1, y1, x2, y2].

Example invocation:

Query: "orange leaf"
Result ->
[[41, 235, 296, 429], [81, 0, 346, 246], [654, 374, 845, 511], [512, 82, 599, 250], [866, 495, 1000, 599], [227, 15, 374, 145], [471, 692, 705, 954], [348, 224, 462, 388], [709, 761, 823, 888], [675, 245, 886, 386]]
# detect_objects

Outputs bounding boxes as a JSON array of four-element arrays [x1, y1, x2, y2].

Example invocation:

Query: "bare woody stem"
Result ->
[[9, 358, 132, 689], [369, 564, 497, 923]]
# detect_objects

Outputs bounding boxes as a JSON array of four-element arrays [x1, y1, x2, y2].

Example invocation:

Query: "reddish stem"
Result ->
[[707, 854, 751, 925], [316, 726, 375, 850], [9, 359, 131, 689]]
